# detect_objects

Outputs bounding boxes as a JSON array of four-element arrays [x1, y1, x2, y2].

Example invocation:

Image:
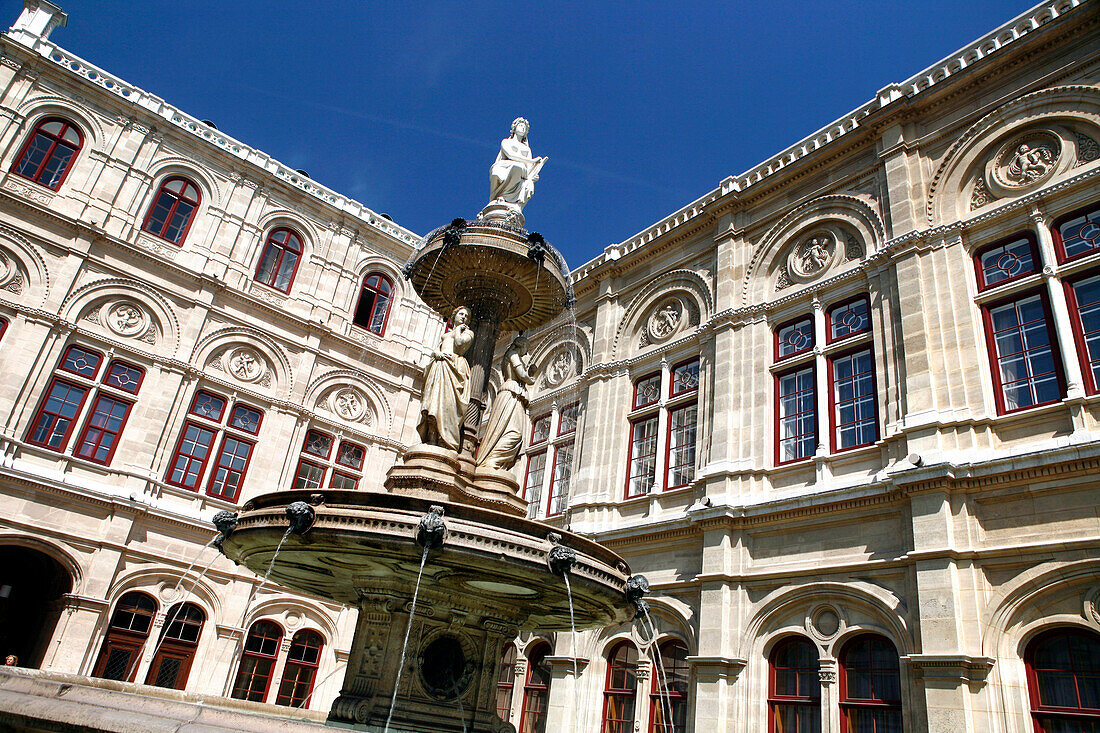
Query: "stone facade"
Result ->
[[0, 1, 1098, 732]]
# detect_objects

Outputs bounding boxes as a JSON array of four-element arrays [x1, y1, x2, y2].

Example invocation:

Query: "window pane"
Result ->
[[230, 405, 262, 434], [547, 444, 572, 515], [671, 360, 699, 395], [303, 430, 332, 458], [336, 441, 364, 469], [634, 374, 661, 409], [777, 317, 814, 358], [168, 423, 217, 489], [62, 345, 102, 378], [294, 460, 325, 490], [105, 361, 144, 393], [330, 472, 358, 490], [531, 414, 551, 443], [778, 367, 815, 462], [1072, 276, 1100, 391], [1058, 208, 1100, 259], [829, 297, 870, 341], [558, 403, 579, 435], [979, 237, 1037, 287], [76, 395, 131, 463], [988, 295, 1062, 411], [30, 380, 87, 449], [628, 416, 658, 497], [832, 350, 877, 450], [190, 391, 226, 421], [524, 451, 547, 518], [666, 404, 697, 488], [209, 436, 253, 500]]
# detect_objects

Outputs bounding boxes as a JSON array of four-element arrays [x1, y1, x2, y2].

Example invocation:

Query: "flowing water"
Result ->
[[383, 545, 430, 733], [562, 572, 583, 733], [640, 605, 676, 732], [300, 662, 347, 709], [450, 678, 469, 733], [262, 527, 294, 585]]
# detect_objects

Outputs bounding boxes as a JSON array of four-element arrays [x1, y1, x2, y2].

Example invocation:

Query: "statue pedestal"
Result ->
[[477, 201, 524, 227], [387, 444, 526, 516]]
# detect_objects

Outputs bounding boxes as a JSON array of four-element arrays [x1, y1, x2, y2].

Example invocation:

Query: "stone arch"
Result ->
[[530, 324, 591, 394], [0, 538, 77, 668], [351, 258, 407, 304], [145, 158, 224, 212], [255, 210, 322, 270], [106, 565, 223, 622], [0, 223, 50, 307], [611, 269, 712, 360], [0, 532, 83, 594], [61, 277, 180, 358], [244, 596, 340, 643], [636, 596, 696, 656], [927, 85, 1100, 226], [742, 193, 884, 306], [16, 94, 107, 151], [193, 326, 294, 398], [305, 369, 391, 432]]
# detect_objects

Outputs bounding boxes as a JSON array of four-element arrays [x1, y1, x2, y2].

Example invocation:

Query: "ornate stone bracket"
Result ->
[[902, 654, 995, 685], [686, 655, 747, 682]]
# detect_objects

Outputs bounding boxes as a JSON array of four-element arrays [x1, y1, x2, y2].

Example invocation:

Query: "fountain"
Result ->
[[219, 119, 636, 732]]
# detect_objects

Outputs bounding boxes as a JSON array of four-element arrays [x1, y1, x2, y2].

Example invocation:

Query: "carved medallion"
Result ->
[[647, 299, 682, 343], [544, 347, 576, 387], [227, 347, 265, 383], [789, 232, 837, 281], [107, 301, 148, 337], [332, 388, 366, 421], [989, 131, 1061, 194]]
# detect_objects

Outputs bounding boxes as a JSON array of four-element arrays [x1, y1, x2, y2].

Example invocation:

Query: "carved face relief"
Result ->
[[227, 347, 264, 383], [108, 302, 149, 337], [647, 299, 683, 343], [789, 232, 837, 280], [989, 131, 1062, 193], [544, 348, 576, 387], [332, 388, 366, 421]]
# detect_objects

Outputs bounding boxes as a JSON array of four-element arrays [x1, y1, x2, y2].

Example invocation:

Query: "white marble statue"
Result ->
[[476, 335, 536, 471], [489, 117, 547, 209], [417, 306, 475, 451]]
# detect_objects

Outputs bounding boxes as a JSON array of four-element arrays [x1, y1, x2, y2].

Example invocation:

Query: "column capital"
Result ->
[[902, 654, 994, 684]]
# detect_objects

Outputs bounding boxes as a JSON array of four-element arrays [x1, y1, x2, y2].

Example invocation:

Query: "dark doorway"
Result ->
[[0, 545, 73, 668]]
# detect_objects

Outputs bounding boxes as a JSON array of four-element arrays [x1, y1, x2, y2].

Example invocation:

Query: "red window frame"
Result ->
[[330, 471, 359, 490], [104, 360, 145, 393], [826, 295, 872, 344], [207, 434, 255, 502], [11, 116, 83, 190], [142, 176, 201, 245], [165, 422, 218, 490], [294, 458, 326, 489], [146, 602, 204, 690], [625, 415, 659, 498], [189, 390, 227, 421], [546, 443, 573, 517], [557, 403, 579, 436], [520, 642, 552, 733], [0, 317, 7, 343], [228, 404, 263, 434], [665, 402, 697, 490], [981, 289, 1066, 415], [633, 372, 661, 409], [973, 232, 1042, 291], [276, 629, 324, 708], [231, 620, 283, 703], [767, 636, 821, 733], [74, 393, 134, 465], [523, 449, 547, 517], [530, 413, 551, 444], [254, 227, 303, 293], [1025, 628, 1100, 731], [838, 634, 902, 733], [1063, 271, 1100, 395], [335, 440, 365, 470], [828, 346, 879, 453], [26, 377, 89, 451], [92, 591, 157, 682], [496, 643, 517, 721], [353, 272, 394, 336], [775, 365, 816, 466], [649, 639, 689, 733], [775, 315, 815, 361], [302, 429, 334, 459], [59, 344, 103, 379], [602, 641, 639, 733], [669, 358, 700, 398], [1052, 202, 1100, 264]]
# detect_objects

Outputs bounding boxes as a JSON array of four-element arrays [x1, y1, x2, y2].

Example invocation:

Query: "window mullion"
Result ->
[[654, 361, 672, 492], [269, 636, 293, 705], [813, 300, 828, 457]]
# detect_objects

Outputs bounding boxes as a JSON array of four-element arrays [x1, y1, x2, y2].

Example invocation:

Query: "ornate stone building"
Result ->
[[0, 1, 1098, 731]]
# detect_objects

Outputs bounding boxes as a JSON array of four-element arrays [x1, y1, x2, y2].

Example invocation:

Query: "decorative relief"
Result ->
[[227, 347, 265, 384], [2, 177, 53, 206], [775, 264, 793, 291], [992, 132, 1060, 190], [1076, 131, 1100, 167], [790, 232, 836, 280], [809, 605, 841, 639], [647, 298, 683, 343], [0, 250, 22, 295], [107, 301, 149, 337], [970, 176, 995, 210], [543, 346, 577, 388], [844, 233, 864, 262], [332, 387, 367, 422]]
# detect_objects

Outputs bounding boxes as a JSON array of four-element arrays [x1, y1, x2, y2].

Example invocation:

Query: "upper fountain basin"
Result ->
[[404, 220, 572, 331]]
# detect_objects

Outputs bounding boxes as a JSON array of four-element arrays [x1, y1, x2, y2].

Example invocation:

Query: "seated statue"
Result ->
[[489, 117, 548, 209], [476, 335, 536, 471], [417, 306, 474, 451]]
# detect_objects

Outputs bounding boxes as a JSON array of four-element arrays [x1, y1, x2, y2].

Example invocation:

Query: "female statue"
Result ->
[[489, 117, 548, 208], [476, 335, 537, 470], [417, 306, 474, 451]]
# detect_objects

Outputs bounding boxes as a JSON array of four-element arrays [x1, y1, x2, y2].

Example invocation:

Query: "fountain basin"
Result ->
[[220, 490, 632, 731]]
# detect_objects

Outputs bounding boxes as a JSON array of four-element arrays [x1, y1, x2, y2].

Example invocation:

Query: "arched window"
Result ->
[[255, 227, 302, 293], [145, 602, 204, 690], [839, 634, 901, 733], [142, 176, 200, 245], [1026, 628, 1100, 731], [92, 591, 157, 682], [496, 642, 517, 721], [650, 639, 689, 733], [603, 641, 639, 733], [12, 117, 82, 190], [231, 620, 283, 702], [276, 629, 324, 708], [352, 272, 394, 335], [768, 636, 821, 733], [520, 642, 552, 733]]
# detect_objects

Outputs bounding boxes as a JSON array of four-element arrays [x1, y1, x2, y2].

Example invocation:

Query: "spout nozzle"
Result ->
[[286, 501, 316, 535], [417, 505, 447, 549]]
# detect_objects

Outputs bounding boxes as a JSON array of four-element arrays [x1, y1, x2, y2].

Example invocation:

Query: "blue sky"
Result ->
[[33, 1, 1037, 268]]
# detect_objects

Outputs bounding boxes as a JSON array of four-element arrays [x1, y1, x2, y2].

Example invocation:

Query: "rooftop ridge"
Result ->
[[572, 0, 1087, 280], [7, 31, 422, 249]]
